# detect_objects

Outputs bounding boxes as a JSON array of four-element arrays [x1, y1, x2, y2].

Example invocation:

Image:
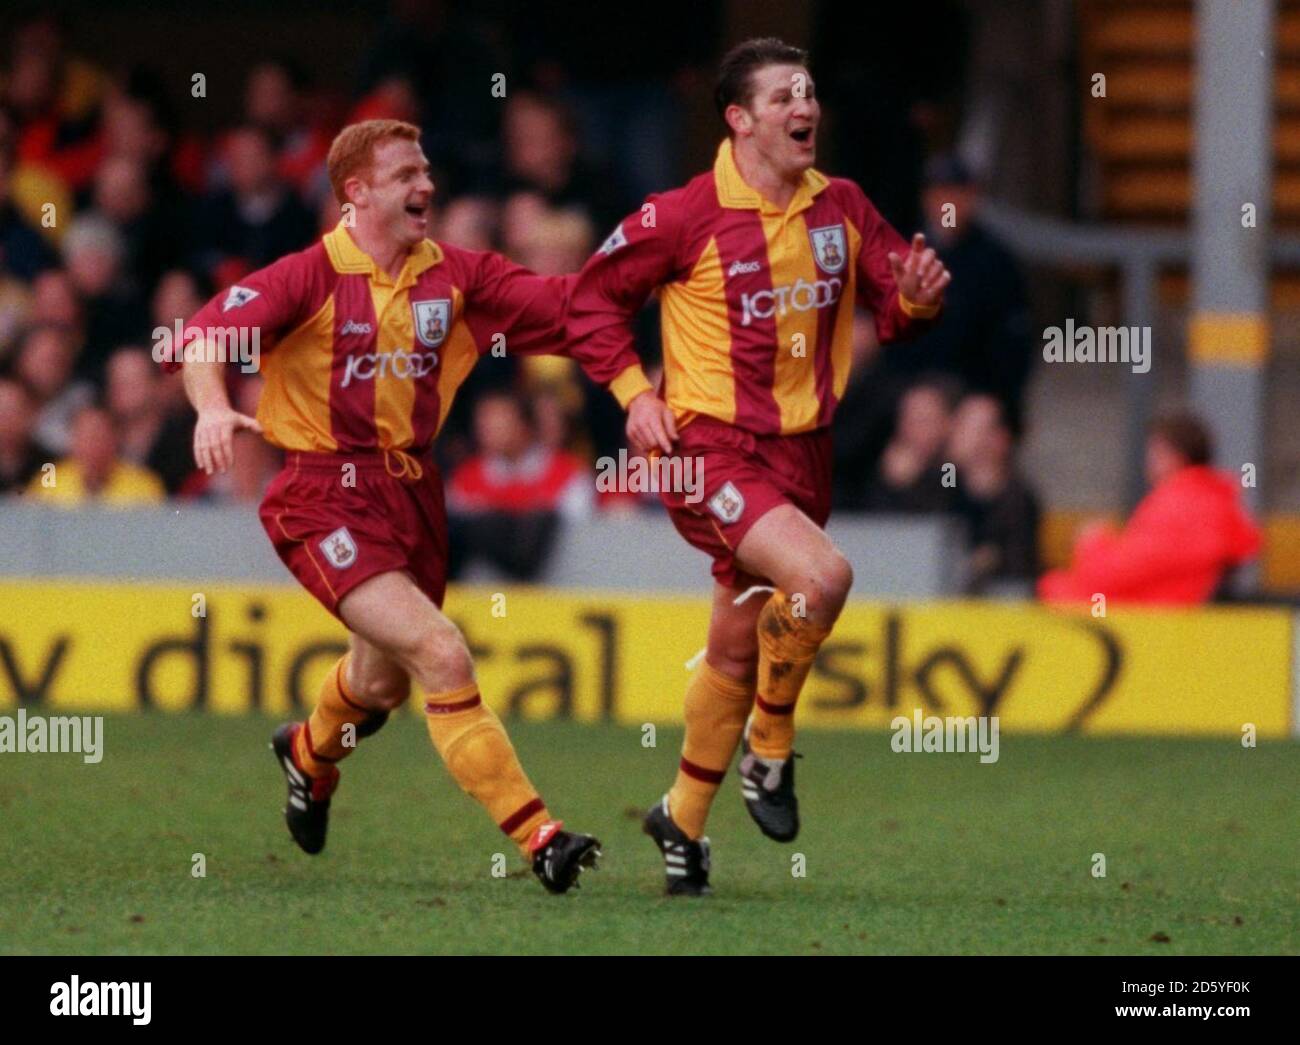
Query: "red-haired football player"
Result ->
[[569, 39, 951, 895], [168, 120, 644, 893]]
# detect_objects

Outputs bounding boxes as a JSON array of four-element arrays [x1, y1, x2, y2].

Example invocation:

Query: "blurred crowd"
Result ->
[[0, 5, 1050, 592]]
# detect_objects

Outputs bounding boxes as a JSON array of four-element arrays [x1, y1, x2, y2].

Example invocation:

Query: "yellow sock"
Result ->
[[294, 654, 378, 777], [667, 661, 754, 839], [751, 592, 832, 760], [424, 683, 549, 857]]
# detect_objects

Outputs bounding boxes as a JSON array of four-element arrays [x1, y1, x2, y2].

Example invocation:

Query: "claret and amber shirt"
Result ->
[[568, 139, 941, 435], [170, 223, 643, 454]]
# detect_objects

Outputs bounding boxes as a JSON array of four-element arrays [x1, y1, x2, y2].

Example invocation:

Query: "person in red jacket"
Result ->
[[1038, 412, 1261, 605]]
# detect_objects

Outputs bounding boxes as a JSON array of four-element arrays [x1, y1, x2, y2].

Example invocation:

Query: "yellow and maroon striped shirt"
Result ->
[[174, 222, 641, 453], [569, 139, 940, 435]]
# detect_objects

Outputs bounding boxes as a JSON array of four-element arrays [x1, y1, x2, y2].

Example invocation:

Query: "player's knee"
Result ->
[[804, 552, 853, 621], [402, 620, 474, 688], [826, 552, 854, 603], [352, 673, 409, 712], [707, 635, 759, 684]]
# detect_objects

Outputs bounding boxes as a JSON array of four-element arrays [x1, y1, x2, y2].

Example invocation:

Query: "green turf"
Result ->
[[0, 712, 1296, 955]]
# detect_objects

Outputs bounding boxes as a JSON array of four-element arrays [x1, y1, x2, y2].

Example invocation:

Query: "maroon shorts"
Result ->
[[259, 449, 449, 620], [660, 417, 833, 590]]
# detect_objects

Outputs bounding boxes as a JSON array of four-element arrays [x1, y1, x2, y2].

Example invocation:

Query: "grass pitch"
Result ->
[[1, 713, 1296, 955]]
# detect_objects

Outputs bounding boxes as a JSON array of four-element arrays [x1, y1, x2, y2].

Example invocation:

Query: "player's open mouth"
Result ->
[[790, 127, 814, 145], [405, 203, 428, 219]]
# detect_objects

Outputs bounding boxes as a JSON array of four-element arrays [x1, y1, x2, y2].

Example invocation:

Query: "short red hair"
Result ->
[[326, 119, 420, 204]]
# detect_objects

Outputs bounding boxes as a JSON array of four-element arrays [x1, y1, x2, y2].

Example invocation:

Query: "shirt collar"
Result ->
[[323, 222, 442, 287], [713, 138, 828, 215]]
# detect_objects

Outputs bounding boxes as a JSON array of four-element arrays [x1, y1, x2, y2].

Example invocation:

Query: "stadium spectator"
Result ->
[[512, 0, 718, 201], [0, 97, 70, 245], [353, 1, 505, 188], [506, 202, 633, 463], [814, 1, 970, 234], [28, 268, 82, 330], [499, 190, 550, 259], [514, 205, 594, 278], [100, 68, 205, 198], [61, 214, 147, 382], [498, 91, 625, 235], [190, 125, 315, 286], [436, 195, 498, 252], [0, 108, 57, 281], [864, 378, 961, 513], [347, 74, 422, 132], [947, 393, 1040, 593], [105, 346, 195, 494], [25, 402, 164, 506], [450, 389, 592, 519], [832, 308, 899, 509], [877, 154, 1033, 429], [150, 267, 205, 335], [447, 389, 592, 580], [11, 322, 90, 456], [243, 59, 333, 201], [513, 206, 595, 439], [0, 376, 44, 493], [1039, 413, 1261, 605], [0, 272, 27, 358], [531, 384, 578, 453], [89, 154, 175, 288], [3, 12, 105, 194]]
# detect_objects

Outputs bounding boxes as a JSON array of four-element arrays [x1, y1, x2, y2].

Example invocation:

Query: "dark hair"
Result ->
[[121, 66, 178, 138], [1150, 411, 1213, 466], [714, 37, 809, 122], [477, 386, 536, 432]]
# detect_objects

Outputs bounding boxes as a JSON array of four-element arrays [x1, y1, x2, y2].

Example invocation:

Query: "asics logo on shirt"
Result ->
[[341, 348, 439, 387]]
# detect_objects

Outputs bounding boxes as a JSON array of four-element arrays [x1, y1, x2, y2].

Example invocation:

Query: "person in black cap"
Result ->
[[891, 153, 1033, 431], [832, 153, 1032, 511]]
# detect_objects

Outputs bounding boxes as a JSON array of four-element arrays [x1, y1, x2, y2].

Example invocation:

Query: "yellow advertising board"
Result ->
[[0, 581, 1290, 737]]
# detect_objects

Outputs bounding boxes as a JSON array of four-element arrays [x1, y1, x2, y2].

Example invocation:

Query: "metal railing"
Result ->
[[976, 199, 1300, 506]]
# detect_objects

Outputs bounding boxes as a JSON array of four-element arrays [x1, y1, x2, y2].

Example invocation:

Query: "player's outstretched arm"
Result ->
[[465, 248, 663, 436], [182, 356, 262, 475]]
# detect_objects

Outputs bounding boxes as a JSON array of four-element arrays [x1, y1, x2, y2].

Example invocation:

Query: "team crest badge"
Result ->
[[319, 527, 358, 570], [708, 482, 746, 525], [412, 299, 451, 348], [809, 224, 847, 274]]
